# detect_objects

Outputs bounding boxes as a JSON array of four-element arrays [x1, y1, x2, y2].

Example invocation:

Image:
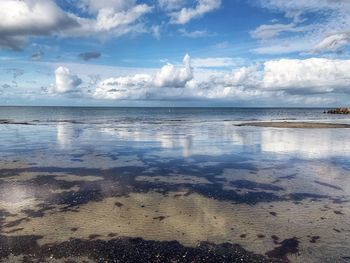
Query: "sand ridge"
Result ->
[[236, 122, 350, 128]]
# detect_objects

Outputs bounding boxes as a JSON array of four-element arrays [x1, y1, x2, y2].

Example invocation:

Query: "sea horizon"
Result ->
[[0, 105, 341, 109]]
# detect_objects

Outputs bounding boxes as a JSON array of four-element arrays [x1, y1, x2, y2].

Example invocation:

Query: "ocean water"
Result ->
[[1, 106, 350, 123], [0, 107, 350, 262]]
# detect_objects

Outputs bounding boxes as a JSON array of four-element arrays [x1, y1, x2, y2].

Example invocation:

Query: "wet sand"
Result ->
[[236, 122, 350, 128], [1, 156, 349, 262]]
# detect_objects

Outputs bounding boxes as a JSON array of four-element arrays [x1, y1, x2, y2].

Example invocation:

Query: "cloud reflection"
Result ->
[[99, 121, 350, 159], [56, 122, 83, 149], [260, 128, 350, 158]]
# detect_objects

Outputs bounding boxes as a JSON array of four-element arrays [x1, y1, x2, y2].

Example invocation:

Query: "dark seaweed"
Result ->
[[266, 237, 299, 262], [0, 235, 283, 262]]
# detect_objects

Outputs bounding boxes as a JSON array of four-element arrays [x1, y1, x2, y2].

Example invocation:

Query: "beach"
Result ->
[[0, 107, 350, 262], [236, 121, 350, 128]]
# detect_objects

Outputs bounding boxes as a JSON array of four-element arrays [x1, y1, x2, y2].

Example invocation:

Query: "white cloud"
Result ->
[[0, 0, 77, 49], [314, 33, 350, 53], [91, 55, 350, 104], [93, 74, 152, 100], [92, 4, 152, 32], [54, 66, 82, 94], [47, 55, 350, 105], [178, 28, 212, 38], [60, 3, 153, 38], [223, 66, 260, 87], [0, 0, 152, 50], [93, 54, 193, 100], [250, 23, 303, 40], [170, 0, 221, 24], [0, 0, 220, 50], [262, 58, 350, 93], [252, 40, 312, 55], [154, 54, 193, 87], [260, 0, 350, 15], [253, 0, 350, 53]]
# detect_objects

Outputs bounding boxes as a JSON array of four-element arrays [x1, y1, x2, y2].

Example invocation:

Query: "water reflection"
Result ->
[[260, 128, 350, 158], [1, 115, 350, 262], [57, 122, 83, 149], [98, 122, 350, 159], [0, 184, 37, 214]]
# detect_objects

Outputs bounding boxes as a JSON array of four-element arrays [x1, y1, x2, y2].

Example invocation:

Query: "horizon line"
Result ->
[[0, 105, 338, 109]]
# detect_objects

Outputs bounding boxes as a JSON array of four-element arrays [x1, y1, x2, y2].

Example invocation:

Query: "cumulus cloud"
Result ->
[[0, 0, 78, 50], [94, 54, 193, 100], [262, 58, 350, 94], [170, 0, 221, 24], [154, 54, 192, 87], [78, 51, 101, 61], [223, 66, 261, 88], [93, 56, 350, 102], [94, 74, 153, 100], [54, 66, 82, 94], [194, 58, 350, 103], [45, 54, 350, 105], [0, 0, 152, 50], [0, 0, 224, 49]]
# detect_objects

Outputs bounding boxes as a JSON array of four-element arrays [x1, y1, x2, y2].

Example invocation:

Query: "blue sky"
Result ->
[[0, 0, 350, 106]]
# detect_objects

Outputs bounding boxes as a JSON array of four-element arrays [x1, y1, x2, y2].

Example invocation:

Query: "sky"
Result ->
[[0, 0, 350, 107]]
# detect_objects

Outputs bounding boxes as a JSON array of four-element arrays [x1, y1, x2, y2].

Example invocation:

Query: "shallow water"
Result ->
[[0, 107, 349, 262]]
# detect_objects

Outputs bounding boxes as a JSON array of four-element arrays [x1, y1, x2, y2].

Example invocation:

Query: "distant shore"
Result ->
[[236, 122, 350, 128], [326, 108, 350, 114]]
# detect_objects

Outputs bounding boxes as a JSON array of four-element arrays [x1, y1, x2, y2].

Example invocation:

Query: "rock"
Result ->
[[326, 108, 350, 114]]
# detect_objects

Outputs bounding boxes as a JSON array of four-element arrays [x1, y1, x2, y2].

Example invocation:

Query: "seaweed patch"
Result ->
[[0, 235, 282, 262], [266, 237, 299, 262]]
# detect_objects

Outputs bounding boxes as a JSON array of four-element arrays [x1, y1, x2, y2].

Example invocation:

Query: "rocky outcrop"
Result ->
[[326, 108, 350, 114]]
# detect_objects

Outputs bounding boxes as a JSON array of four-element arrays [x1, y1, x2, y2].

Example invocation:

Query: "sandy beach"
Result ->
[[236, 122, 350, 128]]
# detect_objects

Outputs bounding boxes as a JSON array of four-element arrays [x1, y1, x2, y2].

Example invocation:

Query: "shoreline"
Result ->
[[236, 122, 350, 129]]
